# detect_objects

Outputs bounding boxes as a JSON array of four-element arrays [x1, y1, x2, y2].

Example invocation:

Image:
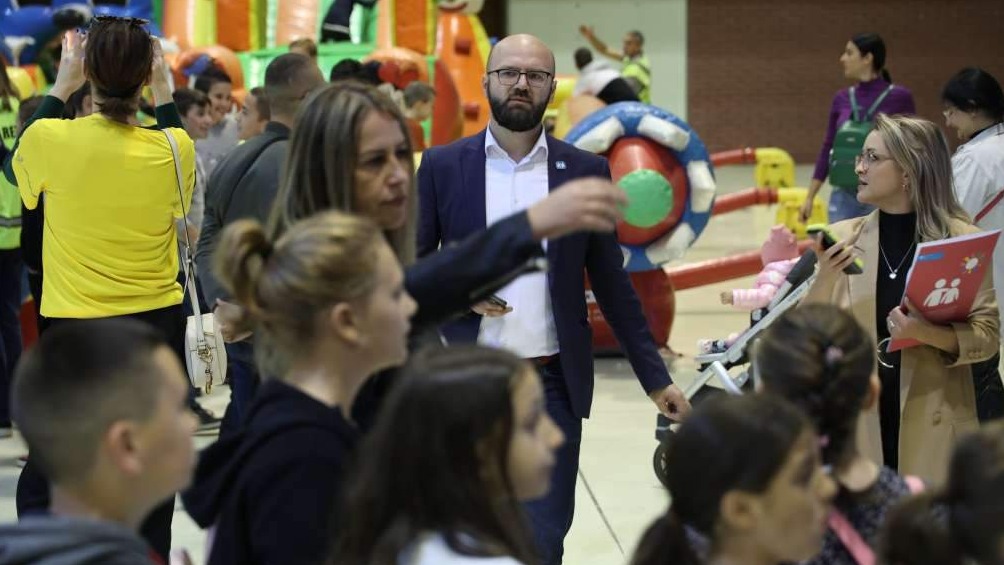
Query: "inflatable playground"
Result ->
[[0, 0, 829, 353]]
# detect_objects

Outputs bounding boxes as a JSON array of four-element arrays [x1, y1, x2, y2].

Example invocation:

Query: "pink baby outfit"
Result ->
[[728, 225, 799, 309]]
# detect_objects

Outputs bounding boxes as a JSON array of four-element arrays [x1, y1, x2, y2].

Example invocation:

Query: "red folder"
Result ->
[[888, 230, 1000, 352]]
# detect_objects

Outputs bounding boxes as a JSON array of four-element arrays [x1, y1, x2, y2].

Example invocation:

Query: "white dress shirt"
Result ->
[[952, 122, 1004, 339], [478, 126, 559, 358], [573, 60, 622, 97]]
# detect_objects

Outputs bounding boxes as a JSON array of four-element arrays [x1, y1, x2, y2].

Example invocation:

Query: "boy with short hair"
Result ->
[[192, 67, 240, 177], [173, 88, 212, 245], [238, 87, 269, 141], [0, 319, 197, 564]]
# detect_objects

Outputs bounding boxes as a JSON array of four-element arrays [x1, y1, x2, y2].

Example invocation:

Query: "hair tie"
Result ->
[[824, 346, 844, 368]]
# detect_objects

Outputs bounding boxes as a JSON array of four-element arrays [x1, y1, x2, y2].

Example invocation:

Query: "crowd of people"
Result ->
[[0, 14, 1000, 565]]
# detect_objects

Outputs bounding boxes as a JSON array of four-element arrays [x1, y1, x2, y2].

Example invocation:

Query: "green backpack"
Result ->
[[828, 84, 894, 189]]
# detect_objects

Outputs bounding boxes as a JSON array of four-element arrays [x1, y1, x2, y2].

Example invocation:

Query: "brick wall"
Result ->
[[687, 0, 1004, 166]]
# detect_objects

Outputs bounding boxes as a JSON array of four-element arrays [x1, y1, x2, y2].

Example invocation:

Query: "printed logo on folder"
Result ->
[[888, 229, 1001, 352]]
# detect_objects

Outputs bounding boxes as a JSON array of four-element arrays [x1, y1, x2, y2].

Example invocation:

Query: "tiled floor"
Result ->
[[0, 163, 823, 564]]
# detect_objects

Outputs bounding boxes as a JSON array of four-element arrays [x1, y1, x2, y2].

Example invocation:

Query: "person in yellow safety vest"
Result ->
[[0, 55, 21, 439], [578, 26, 651, 103]]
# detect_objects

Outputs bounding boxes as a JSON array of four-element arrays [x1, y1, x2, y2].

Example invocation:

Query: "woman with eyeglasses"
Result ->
[[803, 114, 1000, 486], [800, 33, 916, 224], [942, 68, 1004, 349]]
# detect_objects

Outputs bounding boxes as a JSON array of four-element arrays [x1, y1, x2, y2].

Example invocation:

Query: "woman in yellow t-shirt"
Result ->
[[4, 20, 194, 560], [9, 24, 194, 323]]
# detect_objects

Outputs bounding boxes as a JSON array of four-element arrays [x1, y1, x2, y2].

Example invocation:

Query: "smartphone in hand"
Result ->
[[807, 224, 864, 275]]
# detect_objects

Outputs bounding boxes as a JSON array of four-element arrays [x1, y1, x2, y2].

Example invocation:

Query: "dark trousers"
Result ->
[[219, 341, 260, 440], [974, 353, 1004, 422], [0, 248, 22, 427], [523, 358, 582, 565], [16, 303, 186, 560], [25, 269, 47, 335]]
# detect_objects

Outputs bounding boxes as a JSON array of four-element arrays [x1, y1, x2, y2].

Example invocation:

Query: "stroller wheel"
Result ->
[[653, 440, 671, 488]]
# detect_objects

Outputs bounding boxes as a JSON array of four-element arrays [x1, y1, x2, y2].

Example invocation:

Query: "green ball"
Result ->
[[618, 169, 675, 228]]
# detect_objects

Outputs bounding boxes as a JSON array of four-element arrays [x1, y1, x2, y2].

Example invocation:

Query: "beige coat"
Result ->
[[819, 212, 999, 485]]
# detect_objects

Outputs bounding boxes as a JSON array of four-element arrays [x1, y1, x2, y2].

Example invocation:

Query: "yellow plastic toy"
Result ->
[[753, 147, 795, 189], [775, 187, 827, 238]]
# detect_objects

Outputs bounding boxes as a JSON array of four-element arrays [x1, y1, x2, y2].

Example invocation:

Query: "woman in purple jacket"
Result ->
[[800, 33, 916, 224]]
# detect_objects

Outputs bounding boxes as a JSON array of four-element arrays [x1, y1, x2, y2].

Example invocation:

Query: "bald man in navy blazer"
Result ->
[[417, 34, 691, 564]]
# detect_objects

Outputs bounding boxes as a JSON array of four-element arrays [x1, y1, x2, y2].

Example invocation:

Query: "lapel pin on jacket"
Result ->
[[556, 160, 566, 170]]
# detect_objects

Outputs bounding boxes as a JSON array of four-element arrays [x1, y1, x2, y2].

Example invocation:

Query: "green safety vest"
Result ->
[[622, 55, 651, 103], [0, 97, 21, 250]]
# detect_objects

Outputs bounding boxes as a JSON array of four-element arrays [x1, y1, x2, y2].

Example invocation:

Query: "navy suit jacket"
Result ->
[[417, 129, 672, 418]]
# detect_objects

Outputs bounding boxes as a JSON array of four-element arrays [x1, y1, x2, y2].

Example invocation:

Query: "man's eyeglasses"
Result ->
[[488, 68, 552, 88], [854, 150, 893, 170]]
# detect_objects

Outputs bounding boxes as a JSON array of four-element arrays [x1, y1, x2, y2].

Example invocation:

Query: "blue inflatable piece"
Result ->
[[565, 102, 717, 272], [0, 1, 159, 65], [0, 6, 57, 65]]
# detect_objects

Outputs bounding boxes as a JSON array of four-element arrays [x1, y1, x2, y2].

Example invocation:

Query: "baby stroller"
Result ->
[[652, 249, 818, 487]]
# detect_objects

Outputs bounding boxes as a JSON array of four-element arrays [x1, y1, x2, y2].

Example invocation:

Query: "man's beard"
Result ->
[[489, 90, 548, 132]]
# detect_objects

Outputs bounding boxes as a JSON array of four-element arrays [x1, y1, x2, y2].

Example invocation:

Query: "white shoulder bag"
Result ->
[[164, 129, 226, 393]]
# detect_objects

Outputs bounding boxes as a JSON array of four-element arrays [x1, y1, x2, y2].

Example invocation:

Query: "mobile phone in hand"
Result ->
[[487, 295, 508, 308], [807, 224, 864, 275]]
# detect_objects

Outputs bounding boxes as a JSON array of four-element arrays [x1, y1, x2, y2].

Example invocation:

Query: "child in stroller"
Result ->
[[699, 225, 800, 354], [652, 227, 819, 486]]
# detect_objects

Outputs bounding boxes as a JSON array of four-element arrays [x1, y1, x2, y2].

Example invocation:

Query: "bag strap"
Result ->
[[864, 84, 895, 121], [974, 190, 1004, 223], [849, 87, 861, 122], [828, 474, 925, 565], [163, 129, 207, 338], [828, 511, 875, 565]]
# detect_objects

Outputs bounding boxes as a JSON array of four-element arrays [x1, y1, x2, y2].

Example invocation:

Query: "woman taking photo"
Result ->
[[804, 114, 1000, 485], [757, 304, 919, 564], [183, 211, 417, 565], [329, 346, 564, 565], [800, 33, 916, 224], [6, 21, 194, 559], [630, 394, 836, 565], [942, 67, 1004, 338]]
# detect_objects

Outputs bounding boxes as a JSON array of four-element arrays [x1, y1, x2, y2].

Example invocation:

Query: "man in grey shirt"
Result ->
[[195, 54, 325, 437]]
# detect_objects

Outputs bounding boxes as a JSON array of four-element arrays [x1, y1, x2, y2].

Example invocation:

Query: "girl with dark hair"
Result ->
[[801, 33, 916, 224], [880, 422, 1004, 565], [942, 67, 1004, 338], [631, 394, 836, 565], [757, 304, 919, 564], [3, 21, 194, 559], [328, 345, 564, 565], [183, 211, 417, 565]]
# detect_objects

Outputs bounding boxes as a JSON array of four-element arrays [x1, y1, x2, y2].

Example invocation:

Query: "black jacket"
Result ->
[[182, 379, 359, 565], [195, 122, 290, 310]]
